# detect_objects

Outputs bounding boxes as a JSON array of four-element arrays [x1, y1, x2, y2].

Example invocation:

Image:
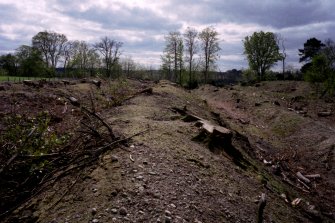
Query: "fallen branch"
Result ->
[[19, 153, 60, 158], [81, 106, 115, 139], [297, 179, 310, 191], [305, 174, 321, 179], [0, 151, 18, 174], [296, 172, 311, 184], [257, 193, 267, 223], [124, 87, 153, 101]]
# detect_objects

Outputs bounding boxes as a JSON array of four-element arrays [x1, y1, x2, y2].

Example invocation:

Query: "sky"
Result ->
[[0, 0, 335, 71]]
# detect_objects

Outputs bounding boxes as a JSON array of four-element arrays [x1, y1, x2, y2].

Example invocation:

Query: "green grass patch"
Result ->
[[271, 114, 303, 137], [0, 76, 55, 82]]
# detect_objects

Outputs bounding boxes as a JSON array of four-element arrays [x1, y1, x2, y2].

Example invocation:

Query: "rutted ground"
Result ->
[[1, 80, 334, 223]]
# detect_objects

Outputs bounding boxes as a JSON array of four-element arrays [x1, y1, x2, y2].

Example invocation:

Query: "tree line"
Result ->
[[0, 31, 125, 78], [0, 29, 334, 95]]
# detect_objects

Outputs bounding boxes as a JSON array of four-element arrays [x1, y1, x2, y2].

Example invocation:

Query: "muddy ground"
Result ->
[[0, 79, 334, 223]]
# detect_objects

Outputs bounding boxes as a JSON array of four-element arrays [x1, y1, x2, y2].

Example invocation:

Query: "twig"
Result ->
[[81, 106, 115, 139], [0, 151, 18, 174], [19, 153, 60, 158], [48, 176, 79, 210], [297, 179, 310, 191], [93, 128, 149, 154]]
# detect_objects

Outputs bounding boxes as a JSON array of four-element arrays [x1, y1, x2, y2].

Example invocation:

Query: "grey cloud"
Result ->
[[166, 0, 335, 29], [60, 5, 181, 32], [0, 3, 19, 23]]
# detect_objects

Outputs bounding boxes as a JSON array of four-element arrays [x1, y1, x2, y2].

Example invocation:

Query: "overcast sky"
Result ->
[[1, 0, 335, 71]]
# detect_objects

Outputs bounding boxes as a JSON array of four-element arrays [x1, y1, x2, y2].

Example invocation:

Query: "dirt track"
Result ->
[[1, 80, 334, 222]]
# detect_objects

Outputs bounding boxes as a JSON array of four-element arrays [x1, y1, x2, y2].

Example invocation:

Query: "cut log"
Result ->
[[138, 87, 153, 94], [318, 111, 332, 117], [296, 172, 311, 184], [197, 120, 232, 136], [62, 80, 70, 85], [23, 80, 37, 87], [92, 80, 101, 88], [69, 97, 80, 107]]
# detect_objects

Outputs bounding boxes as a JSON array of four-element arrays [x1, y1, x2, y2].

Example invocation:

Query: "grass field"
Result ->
[[0, 76, 57, 82]]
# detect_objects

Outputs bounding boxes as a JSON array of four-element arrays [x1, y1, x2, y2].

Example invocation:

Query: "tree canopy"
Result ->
[[299, 38, 325, 63], [243, 31, 282, 81]]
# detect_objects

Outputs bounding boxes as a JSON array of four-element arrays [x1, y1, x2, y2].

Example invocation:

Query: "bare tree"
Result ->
[[94, 37, 123, 78], [162, 31, 184, 84], [66, 41, 100, 77], [32, 31, 67, 69], [63, 41, 75, 76], [183, 27, 198, 86], [121, 56, 136, 77], [276, 34, 287, 75], [199, 26, 221, 83]]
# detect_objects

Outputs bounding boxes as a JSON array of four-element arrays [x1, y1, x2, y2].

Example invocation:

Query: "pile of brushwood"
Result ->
[[0, 97, 144, 220]]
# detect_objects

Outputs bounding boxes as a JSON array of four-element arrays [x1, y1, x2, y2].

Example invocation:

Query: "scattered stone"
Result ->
[[255, 102, 261, 107], [165, 210, 171, 216], [91, 208, 97, 215], [138, 186, 145, 191], [92, 188, 98, 193], [169, 203, 176, 208], [92, 219, 99, 223], [149, 171, 157, 175], [111, 155, 118, 162], [143, 160, 149, 165], [273, 101, 280, 106], [119, 207, 128, 216], [165, 216, 172, 223], [153, 193, 161, 199], [139, 210, 145, 215], [111, 208, 118, 214], [136, 175, 144, 180]]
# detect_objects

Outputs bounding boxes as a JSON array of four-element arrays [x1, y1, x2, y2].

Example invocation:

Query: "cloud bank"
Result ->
[[1, 0, 335, 70]]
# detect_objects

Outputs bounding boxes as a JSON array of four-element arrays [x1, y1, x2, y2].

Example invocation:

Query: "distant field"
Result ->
[[0, 76, 56, 82]]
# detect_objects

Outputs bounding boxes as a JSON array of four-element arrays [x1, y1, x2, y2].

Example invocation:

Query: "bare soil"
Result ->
[[0, 79, 334, 223]]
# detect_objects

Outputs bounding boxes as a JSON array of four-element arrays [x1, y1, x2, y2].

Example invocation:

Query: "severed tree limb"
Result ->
[[81, 106, 115, 139], [305, 174, 321, 179], [296, 172, 311, 184], [0, 151, 18, 175], [257, 193, 267, 223], [297, 179, 310, 191]]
